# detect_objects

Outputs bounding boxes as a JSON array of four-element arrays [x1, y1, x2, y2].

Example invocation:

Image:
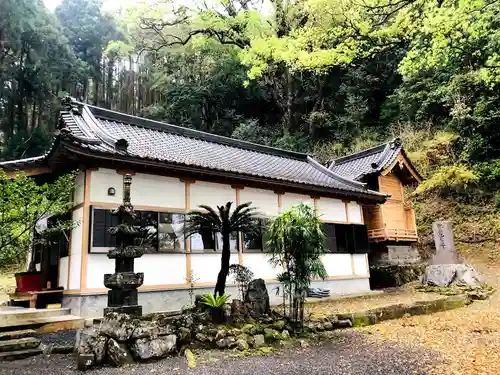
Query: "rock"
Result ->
[[278, 340, 294, 349], [422, 264, 482, 287], [260, 346, 273, 354], [131, 335, 177, 360], [222, 304, 232, 320], [253, 334, 265, 348], [264, 328, 281, 342], [241, 323, 257, 335], [229, 328, 242, 337], [107, 338, 135, 366], [216, 336, 236, 349], [314, 323, 324, 332], [236, 338, 249, 351], [195, 294, 205, 310], [76, 328, 107, 365], [195, 333, 209, 343], [178, 327, 192, 344], [244, 279, 270, 317], [77, 353, 95, 371], [100, 313, 137, 342], [334, 319, 353, 328], [271, 320, 285, 331], [323, 322, 334, 331], [215, 329, 227, 340], [131, 322, 160, 340], [231, 299, 249, 323], [281, 330, 290, 340]]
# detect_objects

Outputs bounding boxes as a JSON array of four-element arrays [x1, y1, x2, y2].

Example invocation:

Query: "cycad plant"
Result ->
[[185, 202, 259, 296], [266, 203, 327, 325]]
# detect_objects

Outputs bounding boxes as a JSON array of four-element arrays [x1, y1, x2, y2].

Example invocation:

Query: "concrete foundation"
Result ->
[[63, 277, 370, 318]]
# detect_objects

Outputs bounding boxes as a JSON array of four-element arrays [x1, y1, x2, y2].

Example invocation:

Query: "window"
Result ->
[[90, 207, 186, 253], [243, 219, 268, 252], [323, 223, 369, 254], [159, 213, 185, 252], [191, 231, 239, 252], [323, 223, 337, 253]]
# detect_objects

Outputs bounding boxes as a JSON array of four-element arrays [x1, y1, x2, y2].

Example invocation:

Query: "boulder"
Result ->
[[263, 328, 281, 342], [253, 334, 265, 348], [237, 333, 254, 347], [178, 327, 192, 344], [216, 336, 236, 349], [231, 299, 249, 323], [131, 322, 160, 340], [76, 328, 107, 365], [422, 264, 482, 287], [215, 329, 227, 340], [241, 323, 257, 335], [107, 338, 135, 366], [271, 320, 285, 331], [131, 335, 177, 360], [100, 313, 137, 342], [77, 353, 95, 371], [236, 338, 249, 351], [244, 279, 270, 317]]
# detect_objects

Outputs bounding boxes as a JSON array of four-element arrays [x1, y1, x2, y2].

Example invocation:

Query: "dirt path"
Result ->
[[360, 259, 500, 375], [0, 332, 436, 375]]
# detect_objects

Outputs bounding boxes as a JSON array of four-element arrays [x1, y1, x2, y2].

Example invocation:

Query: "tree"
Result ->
[[0, 171, 76, 269], [185, 202, 259, 296], [266, 203, 327, 324]]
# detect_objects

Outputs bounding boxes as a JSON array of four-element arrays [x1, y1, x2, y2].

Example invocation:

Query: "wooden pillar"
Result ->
[[79, 169, 92, 291]]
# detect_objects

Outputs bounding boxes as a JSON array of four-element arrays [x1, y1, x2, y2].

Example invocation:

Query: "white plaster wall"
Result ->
[[281, 193, 314, 211], [58, 256, 69, 289], [190, 253, 234, 283], [317, 198, 347, 222], [352, 254, 368, 275], [69, 208, 83, 290], [136, 254, 187, 285], [348, 202, 363, 223], [90, 168, 123, 204], [86, 254, 114, 289], [240, 187, 279, 217], [321, 254, 353, 276], [190, 182, 236, 209], [132, 173, 185, 208], [35, 263, 41, 272], [73, 172, 85, 205], [242, 253, 280, 280]]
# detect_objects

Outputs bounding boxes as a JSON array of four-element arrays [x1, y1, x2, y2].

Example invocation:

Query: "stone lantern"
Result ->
[[103, 174, 144, 316]]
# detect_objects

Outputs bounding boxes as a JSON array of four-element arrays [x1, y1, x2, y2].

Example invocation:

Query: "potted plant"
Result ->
[[201, 292, 231, 324]]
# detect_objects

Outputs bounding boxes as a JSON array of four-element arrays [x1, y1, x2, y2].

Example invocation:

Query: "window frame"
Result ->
[[89, 206, 188, 254]]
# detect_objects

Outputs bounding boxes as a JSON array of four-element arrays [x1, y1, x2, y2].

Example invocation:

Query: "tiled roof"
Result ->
[[1, 99, 387, 201], [328, 139, 403, 181]]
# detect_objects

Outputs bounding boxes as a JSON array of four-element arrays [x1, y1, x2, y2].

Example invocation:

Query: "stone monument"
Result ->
[[432, 221, 460, 264], [104, 174, 144, 316]]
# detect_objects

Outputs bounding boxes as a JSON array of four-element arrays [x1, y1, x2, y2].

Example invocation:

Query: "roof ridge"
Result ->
[[329, 142, 389, 168], [307, 156, 388, 197], [82, 102, 309, 161]]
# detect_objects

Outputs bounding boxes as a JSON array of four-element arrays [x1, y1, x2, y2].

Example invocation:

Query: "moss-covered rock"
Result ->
[[263, 328, 281, 342]]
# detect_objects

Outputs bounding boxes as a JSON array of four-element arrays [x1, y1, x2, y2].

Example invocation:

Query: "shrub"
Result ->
[[228, 264, 254, 300], [413, 165, 479, 197], [201, 292, 231, 308]]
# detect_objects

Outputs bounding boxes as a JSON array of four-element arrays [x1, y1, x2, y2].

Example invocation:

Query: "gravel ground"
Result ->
[[0, 332, 437, 375]]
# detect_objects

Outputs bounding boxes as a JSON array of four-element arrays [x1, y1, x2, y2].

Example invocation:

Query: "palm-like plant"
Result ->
[[185, 201, 259, 296]]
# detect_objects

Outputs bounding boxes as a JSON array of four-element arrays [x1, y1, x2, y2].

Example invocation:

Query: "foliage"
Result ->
[[266, 203, 327, 324], [0, 171, 76, 269], [186, 269, 200, 306], [185, 201, 259, 296], [201, 292, 231, 308], [413, 165, 479, 198], [228, 264, 254, 300]]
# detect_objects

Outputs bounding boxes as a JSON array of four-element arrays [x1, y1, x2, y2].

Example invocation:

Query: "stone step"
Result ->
[[0, 308, 71, 325], [0, 329, 36, 341], [0, 347, 43, 361], [0, 337, 41, 353], [0, 315, 84, 333]]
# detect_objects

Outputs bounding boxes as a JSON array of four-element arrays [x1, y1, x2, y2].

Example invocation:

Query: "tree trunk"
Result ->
[[214, 232, 231, 296]]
